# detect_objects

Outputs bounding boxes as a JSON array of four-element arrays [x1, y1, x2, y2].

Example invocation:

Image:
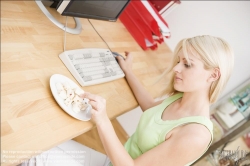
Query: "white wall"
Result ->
[[162, 1, 250, 99]]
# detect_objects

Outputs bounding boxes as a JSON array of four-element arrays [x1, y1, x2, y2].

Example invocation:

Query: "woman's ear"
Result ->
[[208, 67, 220, 82]]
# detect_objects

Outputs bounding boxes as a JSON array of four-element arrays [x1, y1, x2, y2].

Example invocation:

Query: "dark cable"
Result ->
[[87, 19, 113, 52]]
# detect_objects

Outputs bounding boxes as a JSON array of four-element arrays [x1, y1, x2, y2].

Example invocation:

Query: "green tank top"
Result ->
[[123, 92, 213, 166]]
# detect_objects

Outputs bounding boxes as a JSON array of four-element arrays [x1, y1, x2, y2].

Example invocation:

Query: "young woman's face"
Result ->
[[173, 50, 212, 92]]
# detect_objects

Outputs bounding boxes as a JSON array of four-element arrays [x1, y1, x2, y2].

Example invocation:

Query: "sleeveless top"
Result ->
[[122, 92, 214, 166]]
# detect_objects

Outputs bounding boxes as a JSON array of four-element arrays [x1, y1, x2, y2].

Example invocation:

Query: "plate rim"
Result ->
[[49, 74, 91, 121]]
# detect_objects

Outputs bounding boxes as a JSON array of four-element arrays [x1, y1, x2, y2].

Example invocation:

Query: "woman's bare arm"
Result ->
[[116, 52, 160, 111]]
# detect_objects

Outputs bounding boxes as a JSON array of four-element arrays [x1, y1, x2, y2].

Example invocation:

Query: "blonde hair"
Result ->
[[157, 35, 234, 103]]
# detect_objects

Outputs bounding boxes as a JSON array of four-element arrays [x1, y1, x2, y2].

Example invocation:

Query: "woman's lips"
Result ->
[[175, 76, 182, 81]]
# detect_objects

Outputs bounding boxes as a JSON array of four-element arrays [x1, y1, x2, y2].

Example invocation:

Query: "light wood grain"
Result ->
[[1, 1, 172, 165], [73, 119, 129, 155]]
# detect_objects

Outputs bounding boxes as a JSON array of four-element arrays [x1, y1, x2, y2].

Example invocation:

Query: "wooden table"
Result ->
[[1, 1, 172, 165]]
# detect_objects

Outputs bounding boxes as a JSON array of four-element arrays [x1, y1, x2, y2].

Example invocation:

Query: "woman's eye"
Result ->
[[184, 64, 191, 68]]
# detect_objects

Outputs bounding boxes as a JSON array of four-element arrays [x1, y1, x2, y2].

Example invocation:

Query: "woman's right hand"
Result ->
[[116, 51, 133, 74]]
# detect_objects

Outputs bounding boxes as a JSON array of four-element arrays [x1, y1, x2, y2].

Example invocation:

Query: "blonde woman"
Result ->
[[20, 35, 234, 166], [83, 35, 234, 166]]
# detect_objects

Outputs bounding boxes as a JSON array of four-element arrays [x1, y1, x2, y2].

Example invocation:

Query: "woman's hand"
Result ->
[[81, 92, 109, 125], [116, 51, 133, 74]]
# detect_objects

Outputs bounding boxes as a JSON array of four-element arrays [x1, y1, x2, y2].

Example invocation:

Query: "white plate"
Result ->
[[50, 74, 91, 121]]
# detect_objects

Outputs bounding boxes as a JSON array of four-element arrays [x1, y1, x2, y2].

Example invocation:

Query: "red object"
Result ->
[[125, 2, 155, 44], [245, 133, 250, 148], [147, 0, 172, 12], [146, 0, 171, 38], [130, 1, 162, 37], [119, 0, 170, 50], [148, 0, 181, 13], [119, 10, 149, 50], [119, 1, 160, 50]]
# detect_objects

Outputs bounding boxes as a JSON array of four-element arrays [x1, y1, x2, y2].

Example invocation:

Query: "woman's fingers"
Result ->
[[116, 55, 124, 62], [83, 92, 96, 100], [116, 52, 132, 62], [89, 100, 98, 110], [80, 92, 88, 98], [82, 92, 106, 109], [80, 92, 107, 125], [125, 51, 130, 56], [82, 92, 102, 102], [90, 108, 96, 115], [125, 52, 133, 61]]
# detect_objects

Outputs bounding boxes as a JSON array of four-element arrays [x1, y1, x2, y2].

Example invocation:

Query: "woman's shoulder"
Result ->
[[180, 122, 212, 145], [159, 122, 212, 165]]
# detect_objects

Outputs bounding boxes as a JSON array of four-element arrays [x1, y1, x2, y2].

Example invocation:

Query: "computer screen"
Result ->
[[57, 0, 130, 22]]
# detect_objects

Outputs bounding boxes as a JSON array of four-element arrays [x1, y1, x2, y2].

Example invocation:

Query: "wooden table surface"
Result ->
[[1, 1, 173, 165]]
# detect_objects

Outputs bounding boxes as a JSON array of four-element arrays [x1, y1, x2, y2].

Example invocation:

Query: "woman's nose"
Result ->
[[173, 63, 181, 73]]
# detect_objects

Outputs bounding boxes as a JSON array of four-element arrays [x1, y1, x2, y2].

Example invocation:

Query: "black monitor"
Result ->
[[57, 0, 130, 22], [36, 0, 129, 34]]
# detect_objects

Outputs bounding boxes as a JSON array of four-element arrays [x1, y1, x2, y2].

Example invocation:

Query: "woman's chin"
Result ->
[[173, 84, 182, 92]]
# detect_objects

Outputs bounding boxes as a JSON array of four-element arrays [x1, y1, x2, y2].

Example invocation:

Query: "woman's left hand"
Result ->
[[81, 92, 109, 125]]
